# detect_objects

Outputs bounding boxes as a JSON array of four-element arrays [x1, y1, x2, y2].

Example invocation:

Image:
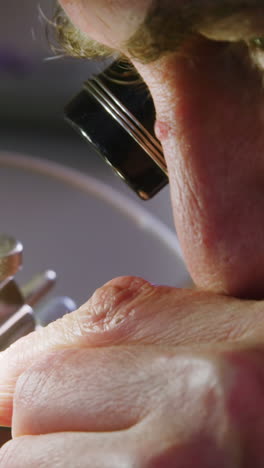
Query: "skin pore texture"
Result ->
[[56, 0, 264, 298], [2, 3, 264, 464]]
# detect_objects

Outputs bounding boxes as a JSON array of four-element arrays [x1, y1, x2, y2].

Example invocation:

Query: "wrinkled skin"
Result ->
[[1, 1, 264, 466], [58, 0, 264, 298], [1, 277, 264, 466]]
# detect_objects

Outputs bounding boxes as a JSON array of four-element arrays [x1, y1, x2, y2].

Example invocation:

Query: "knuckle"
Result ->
[[78, 276, 153, 333], [157, 354, 237, 455], [170, 354, 227, 426]]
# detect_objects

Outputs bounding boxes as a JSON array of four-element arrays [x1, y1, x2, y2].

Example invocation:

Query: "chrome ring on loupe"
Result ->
[[65, 62, 168, 200]]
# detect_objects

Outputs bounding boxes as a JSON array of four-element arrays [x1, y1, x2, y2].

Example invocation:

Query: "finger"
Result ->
[[1, 276, 263, 426], [0, 427, 239, 468], [11, 342, 264, 457], [9, 345, 264, 465], [5, 351, 242, 467], [12, 346, 224, 438], [12, 347, 161, 437], [0, 276, 148, 426], [15, 346, 231, 438], [0, 432, 145, 468]]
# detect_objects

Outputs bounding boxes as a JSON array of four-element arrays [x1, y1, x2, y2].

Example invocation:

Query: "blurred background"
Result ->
[[1, 0, 176, 217], [0, 0, 190, 305]]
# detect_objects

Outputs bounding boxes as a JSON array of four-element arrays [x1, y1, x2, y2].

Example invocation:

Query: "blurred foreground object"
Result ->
[[0, 234, 76, 352]]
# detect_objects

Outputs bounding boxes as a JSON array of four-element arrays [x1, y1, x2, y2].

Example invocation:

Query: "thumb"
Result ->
[[0, 275, 263, 427]]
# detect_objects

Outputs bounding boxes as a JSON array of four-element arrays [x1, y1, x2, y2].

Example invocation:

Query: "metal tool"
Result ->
[[0, 234, 76, 352], [0, 304, 35, 352], [0, 234, 23, 287], [21, 270, 57, 307]]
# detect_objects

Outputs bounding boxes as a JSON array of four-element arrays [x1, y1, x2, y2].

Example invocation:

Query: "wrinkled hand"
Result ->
[[2, 1, 264, 465], [1, 276, 264, 466]]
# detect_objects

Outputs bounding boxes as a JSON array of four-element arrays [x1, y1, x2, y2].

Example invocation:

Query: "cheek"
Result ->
[[135, 41, 264, 297], [58, 0, 151, 49]]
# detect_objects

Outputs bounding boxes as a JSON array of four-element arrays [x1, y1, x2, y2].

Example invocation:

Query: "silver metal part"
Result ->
[[35, 296, 77, 327], [21, 270, 57, 307], [83, 78, 168, 176], [0, 296, 77, 351], [0, 280, 24, 326], [0, 234, 23, 286], [0, 234, 76, 352], [0, 304, 35, 352]]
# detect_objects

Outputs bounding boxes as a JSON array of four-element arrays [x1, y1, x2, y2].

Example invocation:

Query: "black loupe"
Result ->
[[65, 61, 168, 200]]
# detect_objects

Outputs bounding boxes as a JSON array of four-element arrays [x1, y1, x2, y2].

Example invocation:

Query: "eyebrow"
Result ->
[[52, 4, 115, 60], [125, 0, 264, 63], [53, 0, 264, 64]]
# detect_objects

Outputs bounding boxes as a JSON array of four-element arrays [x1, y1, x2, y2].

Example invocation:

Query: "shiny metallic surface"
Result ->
[[0, 238, 75, 350], [84, 78, 168, 175], [0, 279, 24, 326], [0, 234, 23, 284], [97, 78, 166, 166], [0, 236, 59, 350], [35, 296, 77, 326], [0, 304, 35, 352], [65, 61, 169, 200], [21, 270, 57, 306]]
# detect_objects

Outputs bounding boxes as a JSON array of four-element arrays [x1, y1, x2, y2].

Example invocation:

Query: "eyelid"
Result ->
[[197, 7, 264, 44]]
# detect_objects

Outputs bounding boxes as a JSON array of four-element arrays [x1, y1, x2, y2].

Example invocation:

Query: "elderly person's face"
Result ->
[[58, 0, 264, 299]]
